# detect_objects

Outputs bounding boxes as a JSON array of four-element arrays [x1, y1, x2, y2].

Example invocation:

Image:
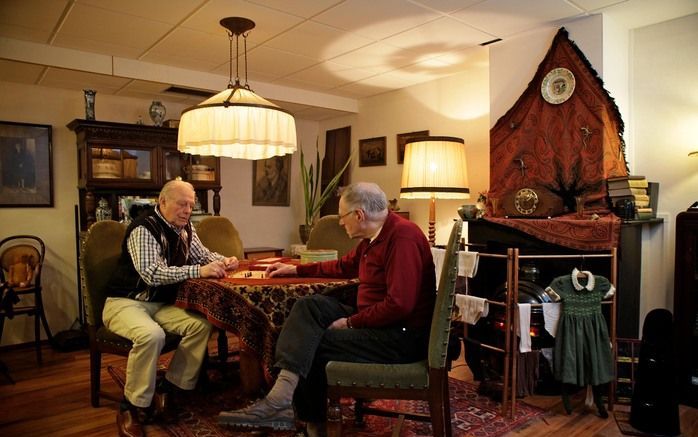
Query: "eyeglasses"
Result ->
[[338, 209, 356, 220]]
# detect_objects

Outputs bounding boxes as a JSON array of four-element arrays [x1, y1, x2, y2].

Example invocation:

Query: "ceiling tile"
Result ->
[[284, 61, 375, 90], [0, 0, 70, 43], [142, 27, 227, 71], [382, 16, 494, 52], [312, 0, 441, 40], [408, 0, 482, 14], [182, 0, 304, 41], [244, 46, 321, 79], [330, 42, 420, 74], [53, 3, 173, 57], [245, 0, 345, 19], [451, 0, 584, 38], [264, 20, 372, 60], [77, 0, 206, 25]]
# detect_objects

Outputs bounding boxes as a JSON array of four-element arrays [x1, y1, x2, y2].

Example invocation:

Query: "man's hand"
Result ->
[[222, 256, 239, 271], [265, 262, 297, 278], [328, 317, 350, 330], [200, 260, 227, 278]]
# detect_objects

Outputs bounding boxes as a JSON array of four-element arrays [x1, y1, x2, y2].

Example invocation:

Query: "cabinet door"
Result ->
[[90, 146, 155, 184]]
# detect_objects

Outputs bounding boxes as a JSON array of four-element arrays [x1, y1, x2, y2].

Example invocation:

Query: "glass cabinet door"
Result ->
[[90, 147, 153, 181]]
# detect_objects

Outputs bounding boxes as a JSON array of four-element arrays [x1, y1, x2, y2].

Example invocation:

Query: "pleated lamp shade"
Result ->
[[400, 136, 470, 245]]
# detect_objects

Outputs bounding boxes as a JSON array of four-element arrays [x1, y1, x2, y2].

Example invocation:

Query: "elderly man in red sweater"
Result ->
[[218, 182, 436, 437]]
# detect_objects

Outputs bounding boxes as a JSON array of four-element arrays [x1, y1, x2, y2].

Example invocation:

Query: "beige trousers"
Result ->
[[103, 297, 212, 408]]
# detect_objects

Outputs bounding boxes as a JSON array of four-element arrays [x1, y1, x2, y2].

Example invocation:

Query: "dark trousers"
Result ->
[[275, 294, 429, 422]]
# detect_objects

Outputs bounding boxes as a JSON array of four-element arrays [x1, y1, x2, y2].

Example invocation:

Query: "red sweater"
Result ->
[[297, 212, 436, 329]]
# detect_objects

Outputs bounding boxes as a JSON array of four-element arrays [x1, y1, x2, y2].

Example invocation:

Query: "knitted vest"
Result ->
[[106, 208, 192, 303]]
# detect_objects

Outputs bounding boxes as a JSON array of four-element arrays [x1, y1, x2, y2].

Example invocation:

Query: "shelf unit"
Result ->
[[67, 119, 222, 230], [463, 248, 618, 416]]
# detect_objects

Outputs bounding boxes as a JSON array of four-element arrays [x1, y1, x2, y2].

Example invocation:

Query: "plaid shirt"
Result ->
[[127, 208, 224, 287]]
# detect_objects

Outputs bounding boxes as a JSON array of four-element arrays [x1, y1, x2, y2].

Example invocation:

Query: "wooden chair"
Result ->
[[194, 216, 244, 362], [306, 215, 359, 257], [325, 219, 462, 437], [81, 220, 181, 407], [0, 235, 53, 364]]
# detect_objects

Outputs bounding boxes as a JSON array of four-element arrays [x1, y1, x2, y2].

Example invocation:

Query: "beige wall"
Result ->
[[632, 13, 698, 321]]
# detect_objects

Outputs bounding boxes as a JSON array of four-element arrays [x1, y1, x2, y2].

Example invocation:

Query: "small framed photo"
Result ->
[[397, 130, 429, 164], [252, 154, 291, 206], [0, 121, 53, 207], [359, 136, 387, 167]]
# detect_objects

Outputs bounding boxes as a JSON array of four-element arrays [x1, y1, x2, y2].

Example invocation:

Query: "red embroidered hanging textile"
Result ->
[[486, 28, 627, 250]]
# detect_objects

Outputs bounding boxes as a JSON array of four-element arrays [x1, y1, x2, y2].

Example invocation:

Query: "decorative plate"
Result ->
[[514, 188, 539, 215], [541, 67, 575, 104]]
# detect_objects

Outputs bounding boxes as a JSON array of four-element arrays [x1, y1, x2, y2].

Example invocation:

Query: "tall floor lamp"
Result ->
[[400, 136, 470, 246]]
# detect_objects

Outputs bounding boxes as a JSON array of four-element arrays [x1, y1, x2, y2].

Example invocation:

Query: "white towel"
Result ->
[[455, 294, 489, 325], [518, 303, 532, 353], [431, 248, 480, 279], [458, 251, 479, 278], [543, 302, 562, 337]]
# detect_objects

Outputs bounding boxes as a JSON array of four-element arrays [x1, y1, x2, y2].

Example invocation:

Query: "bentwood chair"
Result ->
[[195, 216, 244, 362], [306, 215, 359, 258], [81, 220, 181, 407], [325, 219, 463, 437], [0, 235, 53, 364]]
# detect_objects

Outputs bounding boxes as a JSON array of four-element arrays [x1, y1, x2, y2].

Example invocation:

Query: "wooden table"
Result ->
[[176, 265, 352, 394]]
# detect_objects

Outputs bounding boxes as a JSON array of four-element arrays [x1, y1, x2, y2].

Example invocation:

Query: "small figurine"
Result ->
[[388, 198, 400, 211]]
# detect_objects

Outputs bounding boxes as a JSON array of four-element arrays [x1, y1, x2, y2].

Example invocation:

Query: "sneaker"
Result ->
[[218, 398, 295, 430]]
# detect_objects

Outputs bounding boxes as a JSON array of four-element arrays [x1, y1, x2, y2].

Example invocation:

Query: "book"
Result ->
[[607, 175, 649, 190], [647, 182, 659, 218], [608, 187, 647, 197], [635, 207, 654, 220]]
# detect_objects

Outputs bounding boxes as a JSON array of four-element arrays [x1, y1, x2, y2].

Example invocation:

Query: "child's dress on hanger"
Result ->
[[545, 268, 615, 387]]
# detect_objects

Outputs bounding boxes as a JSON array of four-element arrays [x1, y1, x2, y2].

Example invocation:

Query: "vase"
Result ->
[[299, 224, 312, 244], [149, 100, 166, 127], [83, 89, 96, 120]]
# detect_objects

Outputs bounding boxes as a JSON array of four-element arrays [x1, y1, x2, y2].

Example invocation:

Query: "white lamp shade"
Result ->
[[400, 136, 470, 199], [177, 87, 297, 160]]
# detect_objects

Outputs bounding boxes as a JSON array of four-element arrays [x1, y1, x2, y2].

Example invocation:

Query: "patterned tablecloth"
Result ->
[[175, 274, 352, 382]]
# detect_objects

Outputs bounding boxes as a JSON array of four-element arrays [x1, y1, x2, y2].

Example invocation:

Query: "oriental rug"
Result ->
[[109, 365, 544, 437]]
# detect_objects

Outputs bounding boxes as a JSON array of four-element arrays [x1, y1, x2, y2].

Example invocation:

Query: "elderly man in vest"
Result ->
[[104, 180, 239, 437]]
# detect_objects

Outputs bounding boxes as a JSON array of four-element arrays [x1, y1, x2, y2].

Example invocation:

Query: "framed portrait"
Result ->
[[0, 121, 53, 207], [359, 136, 387, 167], [252, 154, 291, 206], [397, 130, 429, 164]]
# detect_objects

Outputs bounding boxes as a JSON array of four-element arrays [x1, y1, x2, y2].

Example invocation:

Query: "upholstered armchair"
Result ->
[[306, 215, 358, 257]]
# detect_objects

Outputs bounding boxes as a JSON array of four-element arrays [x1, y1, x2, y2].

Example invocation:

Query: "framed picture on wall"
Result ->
[[397, 130, 429, 164], [359, 136, 387, 167], [0, 121, 53, 207], [252, 154, 291, 206]]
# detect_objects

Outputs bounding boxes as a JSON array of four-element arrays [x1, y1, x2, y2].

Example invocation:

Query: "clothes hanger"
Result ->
[[576, 255, 587, 278]]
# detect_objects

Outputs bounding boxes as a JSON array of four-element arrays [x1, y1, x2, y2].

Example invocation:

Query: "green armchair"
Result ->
[[306, 215, 359, 257]]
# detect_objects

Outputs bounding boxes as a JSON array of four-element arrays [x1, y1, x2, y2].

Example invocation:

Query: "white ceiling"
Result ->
[[1, 0, 696, 120]]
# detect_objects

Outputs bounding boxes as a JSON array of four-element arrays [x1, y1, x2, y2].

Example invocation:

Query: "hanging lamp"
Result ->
[[177, 17, 297, 160]]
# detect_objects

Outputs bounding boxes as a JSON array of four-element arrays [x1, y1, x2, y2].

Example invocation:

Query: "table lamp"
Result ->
[[400, 136, 470, 246]]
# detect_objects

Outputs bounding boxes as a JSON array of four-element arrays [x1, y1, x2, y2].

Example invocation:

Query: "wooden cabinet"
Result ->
[[68, 119, 221, 230], [674, 209, 698, 406]]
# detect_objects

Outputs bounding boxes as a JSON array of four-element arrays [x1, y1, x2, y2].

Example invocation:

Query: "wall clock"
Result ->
[[541, 67, 575, 104]]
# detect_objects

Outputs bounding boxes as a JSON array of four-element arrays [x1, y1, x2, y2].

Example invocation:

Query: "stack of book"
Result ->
[[607, 175, 654, 219]]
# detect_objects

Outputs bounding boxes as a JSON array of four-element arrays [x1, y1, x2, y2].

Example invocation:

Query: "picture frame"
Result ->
[[252, 154, 291, 206], [0, 121, 53, 207], [359, 136, 387, 167], [397, 130, 429, 164]]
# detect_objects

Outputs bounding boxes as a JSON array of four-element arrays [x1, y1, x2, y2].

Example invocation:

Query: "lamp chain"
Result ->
[[227, 31, 236, 88]]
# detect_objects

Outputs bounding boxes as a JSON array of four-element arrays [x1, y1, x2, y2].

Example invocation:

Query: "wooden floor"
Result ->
[[0, 339, 696, 437]]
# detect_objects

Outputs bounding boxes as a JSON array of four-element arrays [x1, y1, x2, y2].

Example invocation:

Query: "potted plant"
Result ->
[[300, 142, 352, 243]]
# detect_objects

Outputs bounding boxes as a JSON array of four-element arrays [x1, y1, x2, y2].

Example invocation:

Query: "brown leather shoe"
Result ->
[[117, 407, 144, 437]]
